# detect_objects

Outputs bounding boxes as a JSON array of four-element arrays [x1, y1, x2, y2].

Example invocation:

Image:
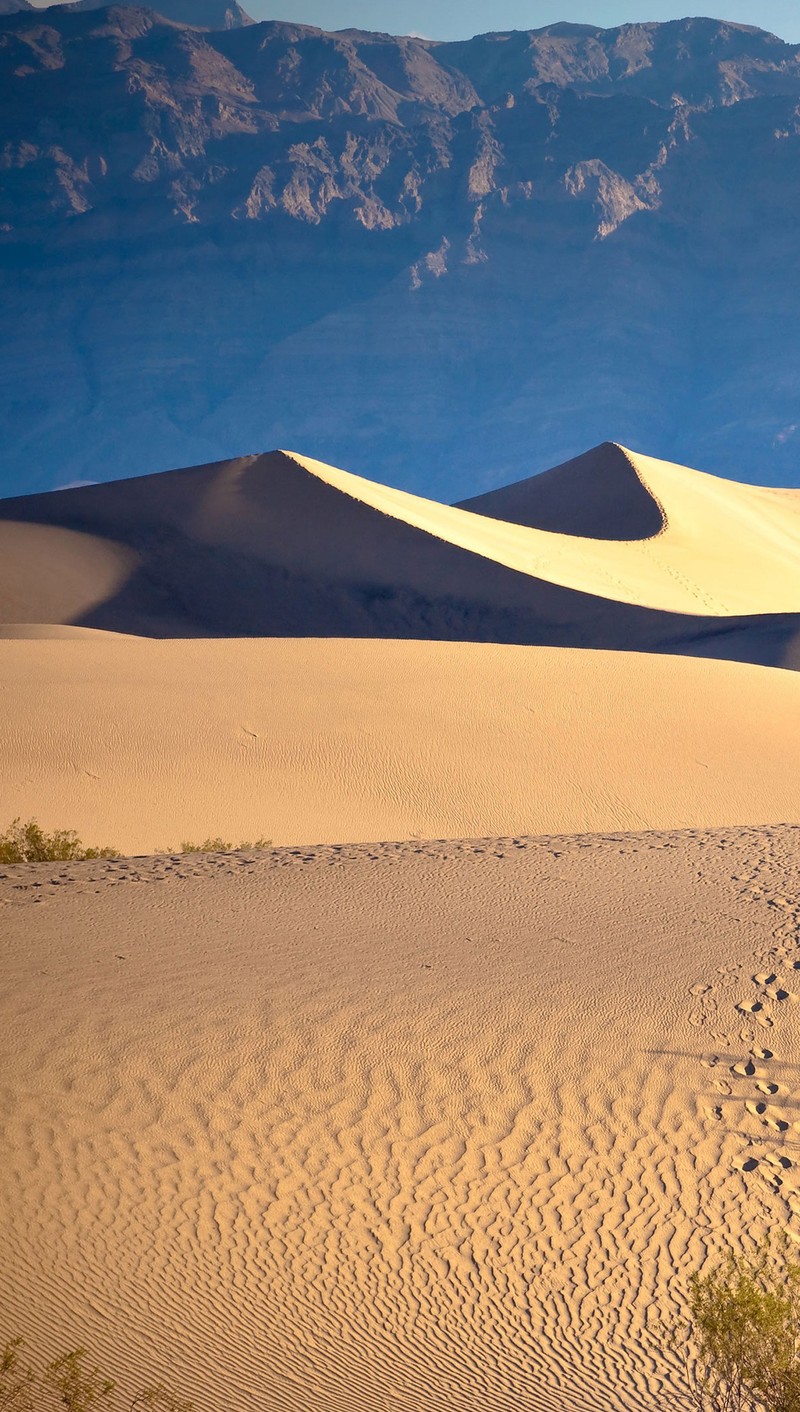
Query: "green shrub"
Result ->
[[0, 818, 120, 864], [675, 1235, 800, 1412]]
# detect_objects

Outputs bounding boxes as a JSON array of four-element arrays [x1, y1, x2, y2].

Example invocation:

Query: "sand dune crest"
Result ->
[[1, 444, 799, 659], [457, 441, 666, 539]]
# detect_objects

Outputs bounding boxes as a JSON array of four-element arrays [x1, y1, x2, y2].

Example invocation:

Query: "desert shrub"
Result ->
[[0, 818, 272, 863], [1, 1338, 35, 1412], [0, 819, 120, 864], [1, 1340, 191, 1412], [45, 1350, 114, 1412], [176, 837, 272, 854], [675, 1236, 800, 1412]]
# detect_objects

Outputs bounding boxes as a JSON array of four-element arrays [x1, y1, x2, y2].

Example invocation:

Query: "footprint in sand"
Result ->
[[731, 1058, 756, 1078], [737, 999, 765, 1014], [736, 999, 774, 1027], [764, 985, 797, 1004], [744, 1099, 790, 1133], [736, 1156, 760, 1173]]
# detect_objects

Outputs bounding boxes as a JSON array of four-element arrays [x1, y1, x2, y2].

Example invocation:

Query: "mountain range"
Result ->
[[2, 9, 800, 496], [0, 0, 254, 23]]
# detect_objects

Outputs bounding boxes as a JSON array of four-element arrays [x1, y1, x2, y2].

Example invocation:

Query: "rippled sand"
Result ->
[[3, 827, 800, 1410]]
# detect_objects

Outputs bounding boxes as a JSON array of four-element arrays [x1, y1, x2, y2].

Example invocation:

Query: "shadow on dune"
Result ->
[[0, 451, 798, 668], [74, 553, 800, 670], [456, 443, 666, 539]]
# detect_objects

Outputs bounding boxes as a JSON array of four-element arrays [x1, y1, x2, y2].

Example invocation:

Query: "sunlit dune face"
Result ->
[[286, 445, 800, 616], [2, 443, 800, 634]]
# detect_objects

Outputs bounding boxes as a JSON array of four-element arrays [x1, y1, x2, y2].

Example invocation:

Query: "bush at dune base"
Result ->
[[0, 818, 273, 863], [0, 818, 120, 863]]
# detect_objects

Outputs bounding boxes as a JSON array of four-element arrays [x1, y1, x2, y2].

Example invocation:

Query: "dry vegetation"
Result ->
[[0, 1341, 191, 1412], [0, 819, 119, 864], [0, 820, 272, 864], [676, 1237, 800, 1412], [174, 837, 272, 854]]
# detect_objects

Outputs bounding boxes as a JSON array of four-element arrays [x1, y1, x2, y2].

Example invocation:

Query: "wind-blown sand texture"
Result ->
[[3, 828, 800, 1411], [1, 443, 800, 662], [1, 638, 800, 852]]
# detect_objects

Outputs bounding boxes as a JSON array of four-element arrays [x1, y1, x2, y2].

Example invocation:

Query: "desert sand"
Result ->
[[2, 442, 800, 1409], [3, 828, 800, 1411], [1, 637, 800, 852]]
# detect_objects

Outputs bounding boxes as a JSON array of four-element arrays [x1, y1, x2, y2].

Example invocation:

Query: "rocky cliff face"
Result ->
[[1, 10, 800, 496]]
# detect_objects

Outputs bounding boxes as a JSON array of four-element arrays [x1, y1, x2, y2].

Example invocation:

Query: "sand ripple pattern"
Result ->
[[2, 828, 800, 1411]]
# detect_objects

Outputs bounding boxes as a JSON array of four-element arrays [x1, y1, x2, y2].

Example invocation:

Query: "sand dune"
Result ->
[[0, 624, 140, 640], [3, 827, 800, 1411], [3, 440, 800, 1410], [0, 518, 136, 624], [1, 444, 799, 663], [1, 636, 800, 852]]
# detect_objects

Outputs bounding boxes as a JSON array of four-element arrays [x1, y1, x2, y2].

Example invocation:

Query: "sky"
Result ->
[[230, 2, 800, 40]]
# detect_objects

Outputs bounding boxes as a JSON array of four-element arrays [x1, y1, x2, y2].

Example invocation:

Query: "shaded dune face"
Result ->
[[0, 520, 138, 624], [0, 444, 799, 666], [456, 442, 665, 539]]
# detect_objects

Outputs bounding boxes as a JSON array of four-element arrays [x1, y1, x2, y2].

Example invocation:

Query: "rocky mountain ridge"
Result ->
[[1, 0, 252, 22], [1, 9, 800, 496], [67, 0, 254, 27], [2, 11, 799, 237]]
